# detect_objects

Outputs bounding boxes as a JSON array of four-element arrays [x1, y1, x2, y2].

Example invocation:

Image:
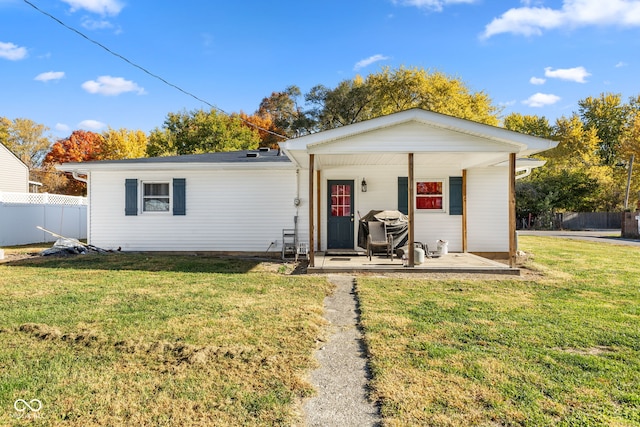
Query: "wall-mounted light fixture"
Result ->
[[361, 178, 367, 193]]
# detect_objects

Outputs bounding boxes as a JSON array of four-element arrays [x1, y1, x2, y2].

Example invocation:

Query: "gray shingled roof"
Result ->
[[70, 148, 291, 165]]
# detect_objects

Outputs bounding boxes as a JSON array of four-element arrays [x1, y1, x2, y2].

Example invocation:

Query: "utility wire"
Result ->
[[22, 0, 287, 140]]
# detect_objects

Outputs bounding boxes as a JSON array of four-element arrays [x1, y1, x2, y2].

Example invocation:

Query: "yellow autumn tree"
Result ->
[[101, 128, 148, 160], [366, 66, 500, 126], [306, 66, 501, 132], [1, 117, 51, 168], [619, 113, 640, 209]]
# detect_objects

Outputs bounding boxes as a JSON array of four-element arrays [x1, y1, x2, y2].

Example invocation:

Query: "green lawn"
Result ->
[[2, 237, 639, 426], [0, 251, 332, 426], [357, 236, 640, 426]]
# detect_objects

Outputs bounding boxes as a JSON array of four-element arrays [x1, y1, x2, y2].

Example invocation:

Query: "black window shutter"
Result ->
[[398, 177, 408, 214], [173, 178, 186, 215], [449, 176, 463, 215], [125, 179, 138, 216]]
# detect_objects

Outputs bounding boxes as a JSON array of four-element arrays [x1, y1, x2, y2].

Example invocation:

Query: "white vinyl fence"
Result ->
[[0, 192, 87, 246]]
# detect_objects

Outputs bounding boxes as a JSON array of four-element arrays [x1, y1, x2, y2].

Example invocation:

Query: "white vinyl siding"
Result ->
[[88, 168, 300, 252], [308, 121, 517, 155], [466, 167, 509, 253], [318, 165, 463, 252], [85, 164, 508, 254], [0, 143, 29, 192]]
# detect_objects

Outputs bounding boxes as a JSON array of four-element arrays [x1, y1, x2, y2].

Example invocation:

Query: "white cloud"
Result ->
[[61, 0, 124, 16], [354, 54, 390, 71], [392, 0, 477, 12], [55, 123, 71, 132], [482, 0, 640, 38], [615, 61, 628, 67], [530, 76, 546, 85], [0, 41, 27, 60], [81, 76, 145, 96], [523, 93, 561, 107], [544, 66, 591, 83], [520, 0, 545, 6], [35, 71, 65, 82], [78, 120, 106, 130], [81, 18, 114, 30]]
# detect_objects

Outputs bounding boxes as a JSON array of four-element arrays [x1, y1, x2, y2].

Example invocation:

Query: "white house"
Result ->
[[58, 109, 557, 266], [0, 142, 29, 193]]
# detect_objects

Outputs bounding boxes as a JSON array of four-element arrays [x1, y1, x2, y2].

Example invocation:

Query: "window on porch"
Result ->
[[416, 180, 444, 211]]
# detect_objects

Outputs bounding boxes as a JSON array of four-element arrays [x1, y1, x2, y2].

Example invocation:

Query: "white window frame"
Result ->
[[141, 181, 171, 213], [415, 178, 447, 213]]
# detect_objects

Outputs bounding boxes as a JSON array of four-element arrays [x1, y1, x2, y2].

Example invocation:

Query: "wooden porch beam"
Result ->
[[309, 154, 315, 267], [509, 153, 516, 268], [408, 153, 415, 267], [462, 169, 468, 253], [316, 170, 321, 252]]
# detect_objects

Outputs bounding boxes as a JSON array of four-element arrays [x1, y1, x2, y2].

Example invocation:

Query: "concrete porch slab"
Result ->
[[307, 252, 520, 275]]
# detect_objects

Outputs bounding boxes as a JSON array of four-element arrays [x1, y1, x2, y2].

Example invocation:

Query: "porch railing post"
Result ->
[[316, 170, 321, 252], [462, 169, 467, 253], [509, 153, 516, 268], [408, 153, 415, 267], [309, 154, 315, 267]]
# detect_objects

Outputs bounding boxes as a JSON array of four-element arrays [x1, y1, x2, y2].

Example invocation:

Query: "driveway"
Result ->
[[518, 229, 640, 247]]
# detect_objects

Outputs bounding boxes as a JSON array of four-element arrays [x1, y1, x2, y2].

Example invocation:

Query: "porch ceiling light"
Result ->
[[361, 178, 367, 192]]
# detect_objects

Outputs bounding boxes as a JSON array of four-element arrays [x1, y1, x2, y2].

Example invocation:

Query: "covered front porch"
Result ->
[[282, 109, 557, 273], [307, 251, 520, 275]]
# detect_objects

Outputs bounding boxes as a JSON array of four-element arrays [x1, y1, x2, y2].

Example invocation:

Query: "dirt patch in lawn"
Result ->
[[556, 346, 616, 356], [15, 323, 277, 369]]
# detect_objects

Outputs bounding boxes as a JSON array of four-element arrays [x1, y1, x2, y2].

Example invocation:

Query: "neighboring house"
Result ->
[[0, 142, 29, 192], [58, 109, 557, 264], [0, 142, 86, 246]]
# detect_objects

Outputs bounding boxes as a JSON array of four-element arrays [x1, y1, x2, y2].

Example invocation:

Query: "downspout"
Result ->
[[294, 169, 300, 253], [515, 168, 532, 180], [294, 168, 301, 207], [72, 170, 88, 183]]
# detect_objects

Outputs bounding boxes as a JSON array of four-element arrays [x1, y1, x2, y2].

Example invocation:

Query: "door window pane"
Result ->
[[330, 184, 351, 217]]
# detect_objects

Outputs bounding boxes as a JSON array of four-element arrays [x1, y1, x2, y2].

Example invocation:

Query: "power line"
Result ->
[[22, 0, 287, 140]]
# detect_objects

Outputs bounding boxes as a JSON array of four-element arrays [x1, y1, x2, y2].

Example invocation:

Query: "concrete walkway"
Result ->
[[304, 275, 381, 427]]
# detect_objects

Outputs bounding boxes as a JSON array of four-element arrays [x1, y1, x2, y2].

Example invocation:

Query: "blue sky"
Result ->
[[1, 0, 639, 139]]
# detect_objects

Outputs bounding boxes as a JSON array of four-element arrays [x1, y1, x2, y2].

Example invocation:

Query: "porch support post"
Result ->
[[408, 153, 415, 267], [462, 169, 468, 253], [309, 154, 315, 267], [509, 153, 516, 268], [316, 170, 321, 252]]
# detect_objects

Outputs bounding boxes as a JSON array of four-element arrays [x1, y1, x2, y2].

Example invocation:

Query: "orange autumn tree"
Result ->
[[43, 130, 105, 195], [236, 111, 285, 149]]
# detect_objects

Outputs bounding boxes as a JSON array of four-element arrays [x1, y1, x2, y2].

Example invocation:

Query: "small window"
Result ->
[[416, 179, 445, 212], [143, 182, 170, 212]]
